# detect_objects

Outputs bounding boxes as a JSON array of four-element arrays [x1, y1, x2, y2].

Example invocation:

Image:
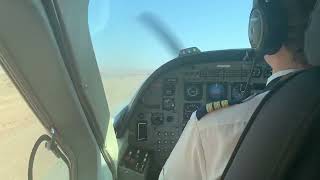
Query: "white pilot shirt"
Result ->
[[158, 69, 302, 180]]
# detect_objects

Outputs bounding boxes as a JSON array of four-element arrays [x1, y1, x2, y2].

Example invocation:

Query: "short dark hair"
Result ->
[[282, 0, 317, 64]]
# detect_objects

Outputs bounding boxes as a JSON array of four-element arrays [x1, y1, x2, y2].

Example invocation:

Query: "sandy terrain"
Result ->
[[0, 71, 63, 180], [102, 74, 149, 117], [0, 69, 149, 179]]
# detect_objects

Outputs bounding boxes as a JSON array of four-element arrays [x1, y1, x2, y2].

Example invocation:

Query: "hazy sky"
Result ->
[[88, 0, 253, 74]]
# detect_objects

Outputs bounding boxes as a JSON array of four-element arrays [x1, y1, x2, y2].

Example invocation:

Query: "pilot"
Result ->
[[158, 0, 317, 179]]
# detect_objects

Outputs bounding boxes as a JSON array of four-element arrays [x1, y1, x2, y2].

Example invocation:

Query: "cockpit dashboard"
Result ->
[[115, 49, 271, 180]]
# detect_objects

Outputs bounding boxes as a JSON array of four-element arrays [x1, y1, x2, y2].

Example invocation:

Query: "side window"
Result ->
[[0, 66, 69, 180], [32, 139, 70, 180]]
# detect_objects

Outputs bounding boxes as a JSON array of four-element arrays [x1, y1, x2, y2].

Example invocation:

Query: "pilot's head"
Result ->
[[249, 0, 317, 72]]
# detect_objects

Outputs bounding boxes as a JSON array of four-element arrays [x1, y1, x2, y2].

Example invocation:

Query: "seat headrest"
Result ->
[[305, 1, 320, 65]]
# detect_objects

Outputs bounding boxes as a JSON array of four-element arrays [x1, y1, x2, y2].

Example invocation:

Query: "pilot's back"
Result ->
[[196, 92, 268, 179], [159, 91, 268, 180]]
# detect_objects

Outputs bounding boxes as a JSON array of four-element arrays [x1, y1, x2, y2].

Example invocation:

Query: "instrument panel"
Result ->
[[127, 60, 272, 168]]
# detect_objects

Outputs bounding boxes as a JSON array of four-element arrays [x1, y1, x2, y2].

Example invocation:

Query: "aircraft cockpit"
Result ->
[[112, 48, 272, 179], [0, 0, 319, 180]]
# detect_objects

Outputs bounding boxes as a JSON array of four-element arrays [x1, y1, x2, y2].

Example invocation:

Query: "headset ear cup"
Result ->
[[249, 7, 274, 55], [249, 8, 265, 50], [249, 1, 288, 55]]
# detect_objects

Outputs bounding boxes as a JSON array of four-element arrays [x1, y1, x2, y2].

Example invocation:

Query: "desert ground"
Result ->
[[102, 74, 148, 117], [0, 71, 66, 180], [0, 69, 148, 180]]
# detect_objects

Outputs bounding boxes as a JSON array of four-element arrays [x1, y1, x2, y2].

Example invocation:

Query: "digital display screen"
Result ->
[[207, 83, 226, 101], [137, 122, 148, 141]]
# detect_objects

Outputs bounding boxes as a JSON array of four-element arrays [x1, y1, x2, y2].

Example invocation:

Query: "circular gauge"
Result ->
[[232, 83, 250, 102], [184, 83, 203, 101], [187, 86, 200, 97]]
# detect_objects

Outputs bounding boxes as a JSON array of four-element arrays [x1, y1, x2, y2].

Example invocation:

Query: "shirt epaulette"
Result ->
[[195, 73, 292, 121], [196, 100, 240, 120]]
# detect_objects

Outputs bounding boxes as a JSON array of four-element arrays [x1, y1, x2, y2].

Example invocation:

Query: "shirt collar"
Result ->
[[266, 69, 303, 85]]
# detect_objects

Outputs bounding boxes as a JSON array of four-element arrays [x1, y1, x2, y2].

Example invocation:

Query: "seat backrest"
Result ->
[[222, 67, 320, 180], [223, 2, 320, 179]]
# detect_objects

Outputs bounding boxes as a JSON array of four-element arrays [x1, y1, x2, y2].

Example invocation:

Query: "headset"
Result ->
[[242, 0, 288, 98], [248, 0, 288, 55]]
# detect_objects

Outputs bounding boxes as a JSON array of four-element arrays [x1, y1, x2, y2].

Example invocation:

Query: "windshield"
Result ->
[[89, 0, 252, 118]]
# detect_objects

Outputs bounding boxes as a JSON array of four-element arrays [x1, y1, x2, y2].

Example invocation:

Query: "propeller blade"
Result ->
[[138, 12, 184, 56]]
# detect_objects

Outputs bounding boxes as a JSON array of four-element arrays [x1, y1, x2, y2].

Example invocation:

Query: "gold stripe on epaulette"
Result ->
[[221, 100, 229, 108], [206, 103, 214, 113], [213, 101, 221, 110]]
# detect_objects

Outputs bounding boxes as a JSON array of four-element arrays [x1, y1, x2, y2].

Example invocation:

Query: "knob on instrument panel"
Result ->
[[163, 98, 175, 111], [151, 113, 164, 125]]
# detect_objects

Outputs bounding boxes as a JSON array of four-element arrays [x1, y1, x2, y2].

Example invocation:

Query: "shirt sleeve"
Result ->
[[159, 112, 207, 180]]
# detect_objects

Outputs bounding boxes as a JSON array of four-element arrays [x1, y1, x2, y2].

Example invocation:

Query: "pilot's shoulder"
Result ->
[[195, 92, 269, 126], [195, 100, 238, 121]]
